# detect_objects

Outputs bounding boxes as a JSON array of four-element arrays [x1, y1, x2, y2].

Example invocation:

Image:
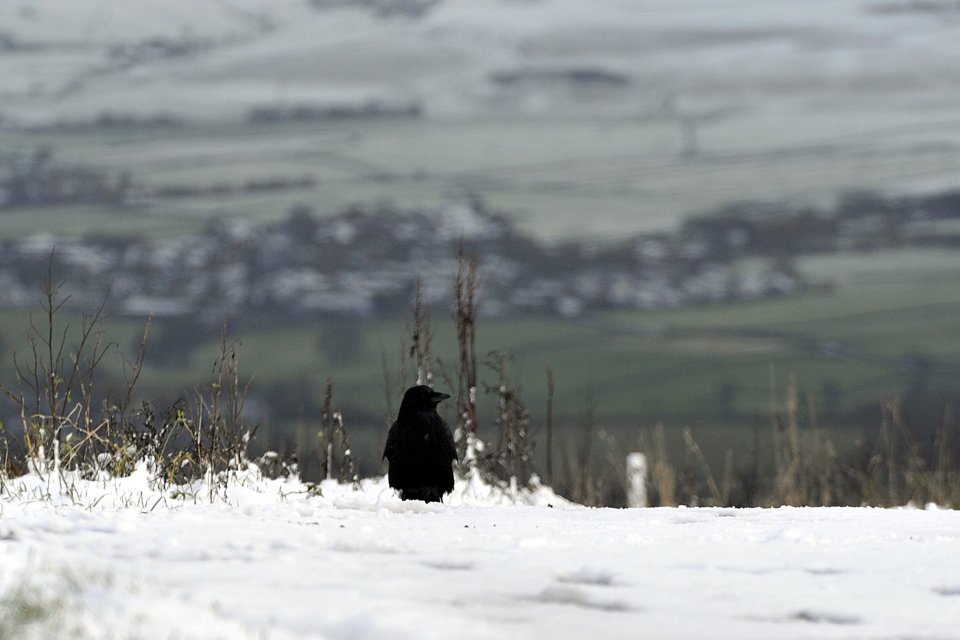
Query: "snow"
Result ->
[[5, 0, 960, 238], [2, 469, 959, 639], [4, 0, 960, 123]]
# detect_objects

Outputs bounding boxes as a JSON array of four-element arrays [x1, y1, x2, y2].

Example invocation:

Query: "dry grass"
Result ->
[[0, 260, 260, 498], [4, 258, 957, 509], [596, 377, 960, 508]]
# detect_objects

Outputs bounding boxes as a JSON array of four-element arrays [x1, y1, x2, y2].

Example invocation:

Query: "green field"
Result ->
[[215, 248, 958, 426], [4, 116, 960, 480], [2, 246, 955, 481], [7, 115, 960, 242]]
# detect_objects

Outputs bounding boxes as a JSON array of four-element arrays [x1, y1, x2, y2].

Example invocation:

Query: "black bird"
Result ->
[[383, 385, 457, 503]]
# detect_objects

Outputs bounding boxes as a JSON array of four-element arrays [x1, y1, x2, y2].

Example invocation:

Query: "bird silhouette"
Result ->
[[383, 385, 457, 502]]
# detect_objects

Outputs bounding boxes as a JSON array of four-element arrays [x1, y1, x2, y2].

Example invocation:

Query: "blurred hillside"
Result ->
[[2, 0, 960, 237], [2, 0, 960, 486]]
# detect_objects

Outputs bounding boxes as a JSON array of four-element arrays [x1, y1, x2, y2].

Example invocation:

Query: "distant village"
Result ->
[[1, 150, 959, 324], [0, 200, 801, 323]]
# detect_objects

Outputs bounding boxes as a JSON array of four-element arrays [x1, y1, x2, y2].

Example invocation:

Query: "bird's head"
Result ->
[[399, 385, 450, 414]]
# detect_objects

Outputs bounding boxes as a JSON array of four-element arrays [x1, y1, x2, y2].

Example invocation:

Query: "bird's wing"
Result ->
[[435, 415, 458, 462], [383, 421, 399, 461], [445, 427, 457, 462]]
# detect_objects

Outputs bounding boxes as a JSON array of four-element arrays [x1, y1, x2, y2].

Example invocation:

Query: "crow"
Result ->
[[383, 385, 457, 503]]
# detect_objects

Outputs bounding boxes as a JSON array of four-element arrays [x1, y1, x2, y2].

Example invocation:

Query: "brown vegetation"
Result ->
[[2, 255, 958, 508]]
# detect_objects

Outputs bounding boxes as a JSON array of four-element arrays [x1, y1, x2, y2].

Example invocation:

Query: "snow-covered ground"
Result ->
[[2, 468, 958, 639], [5, 0, 960, 238], [3, 0, 960, 124]]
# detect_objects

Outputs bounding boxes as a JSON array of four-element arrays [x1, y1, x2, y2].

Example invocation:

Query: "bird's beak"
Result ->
[[432, 391, 451, 403]]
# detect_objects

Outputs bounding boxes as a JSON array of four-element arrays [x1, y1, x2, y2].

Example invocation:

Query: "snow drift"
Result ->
[[1, 467, 958, 639]]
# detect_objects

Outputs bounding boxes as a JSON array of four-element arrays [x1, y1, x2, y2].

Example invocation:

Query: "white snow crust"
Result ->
[[1, 467, 959, 639]]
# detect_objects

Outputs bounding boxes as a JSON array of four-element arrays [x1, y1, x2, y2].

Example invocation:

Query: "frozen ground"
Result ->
[[1, 468, 959, 639]]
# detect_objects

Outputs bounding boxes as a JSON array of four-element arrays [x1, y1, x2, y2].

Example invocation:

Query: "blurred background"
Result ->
[[2, 0, 960, 500]]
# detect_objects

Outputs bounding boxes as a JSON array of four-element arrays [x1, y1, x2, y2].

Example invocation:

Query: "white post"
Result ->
[[626, 453, 648, 508]]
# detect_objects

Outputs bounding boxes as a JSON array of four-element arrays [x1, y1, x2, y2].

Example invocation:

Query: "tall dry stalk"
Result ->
[[651, 424, 676, 506], [5, 256, 113, 476], [545, 366, 555, 486], [454, 246, 480, 463], [409, 278, 434, 386]]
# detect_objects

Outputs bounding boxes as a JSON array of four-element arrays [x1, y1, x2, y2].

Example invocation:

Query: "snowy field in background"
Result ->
[[2, 469, 959, 639], [4, 0, 960, 125], [5, 0, 960, 239]]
